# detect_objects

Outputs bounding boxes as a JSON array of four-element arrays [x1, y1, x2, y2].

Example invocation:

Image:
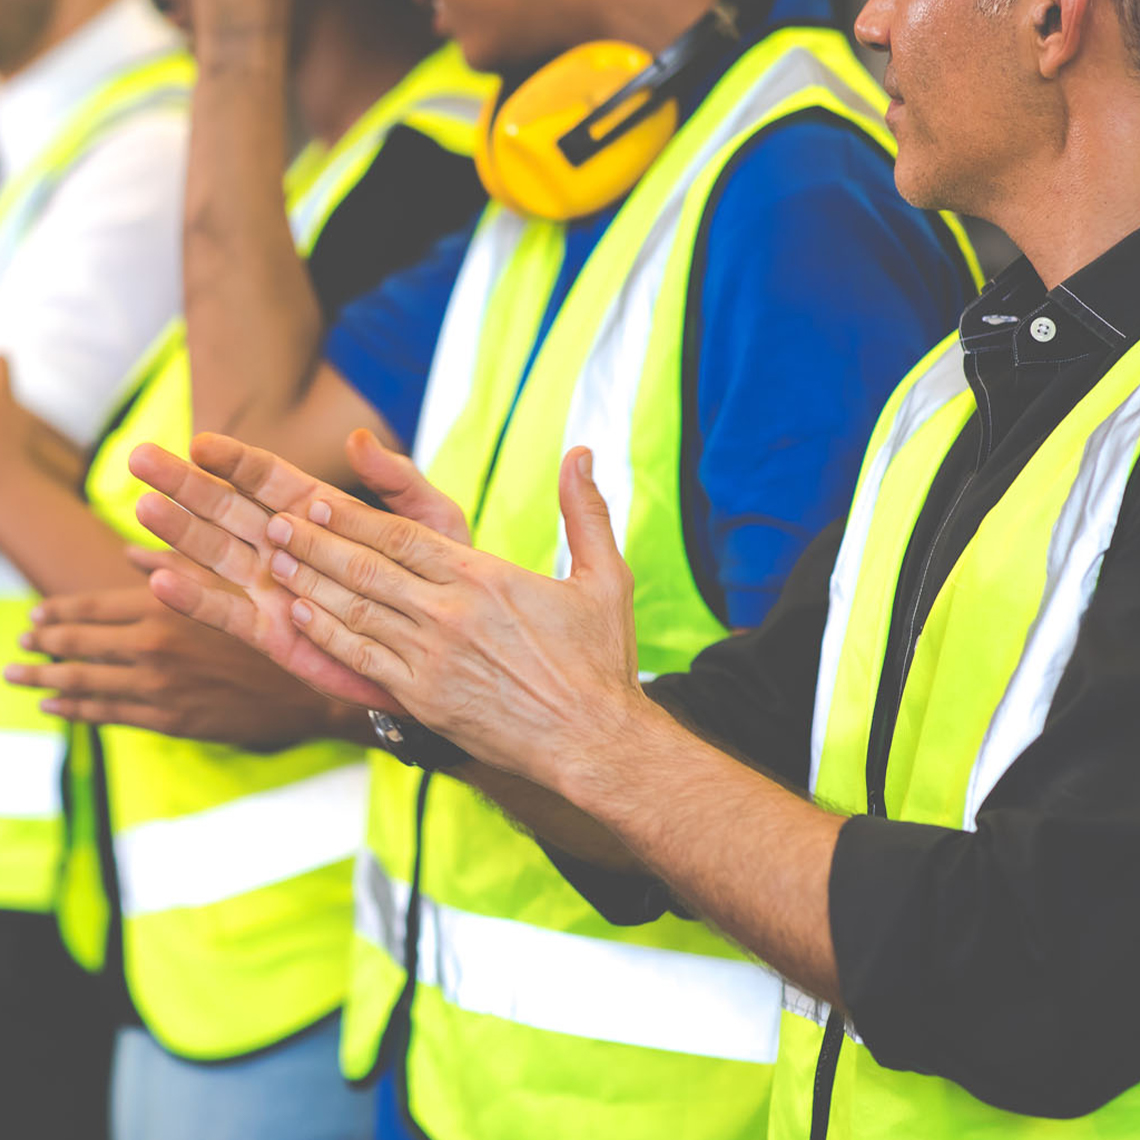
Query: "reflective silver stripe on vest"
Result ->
[[962, 366, 1140, 827], [407, 95, 484, 123], [809, 342, 967, 793], [0, 732, 65, 819], [0, 555, 30, 599], [412, 208, 529, 472], [116, 762, 368, 916], [0, 564, 64, 820], [356, 853, 781, 1063]]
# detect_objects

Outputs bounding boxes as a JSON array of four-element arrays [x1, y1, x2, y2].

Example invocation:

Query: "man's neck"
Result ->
[[0, 0, 112, 80], [591, 0, 721, 54], [295, 10, 430, 148], [991, 79, 1140, 289]]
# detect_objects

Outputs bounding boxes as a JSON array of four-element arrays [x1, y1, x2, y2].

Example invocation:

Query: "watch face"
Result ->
[[369, 710, 409, 752]]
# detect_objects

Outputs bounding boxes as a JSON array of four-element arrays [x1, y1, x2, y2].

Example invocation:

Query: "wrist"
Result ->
[[323, 698, 375, 748], [553, 687, 671, 818]]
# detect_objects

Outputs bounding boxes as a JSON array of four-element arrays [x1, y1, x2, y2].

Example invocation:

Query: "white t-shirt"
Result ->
[[0, 0, 189, 451]]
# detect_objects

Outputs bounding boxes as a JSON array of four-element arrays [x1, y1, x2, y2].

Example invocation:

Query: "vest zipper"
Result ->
[[809, 1008, 848, 1139]]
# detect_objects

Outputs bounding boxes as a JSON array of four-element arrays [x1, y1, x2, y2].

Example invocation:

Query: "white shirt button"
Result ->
[[1031, 317, 1057, 343]]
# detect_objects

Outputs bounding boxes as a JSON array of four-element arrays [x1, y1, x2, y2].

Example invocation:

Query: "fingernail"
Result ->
[[4, 665, 27, 683], [309, 501, 332, 526], [291, 600, 312, 626], [29, 606, 44, 624], [17, 633, 33, 651], [578, 450, 593, 479], [266, 516, 293, 545], [40, 699, 62, 715], [271, 550, 299, 580]]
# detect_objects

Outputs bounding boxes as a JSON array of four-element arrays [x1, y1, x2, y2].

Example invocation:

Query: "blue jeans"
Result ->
[[112, 1014, 376, 1140]]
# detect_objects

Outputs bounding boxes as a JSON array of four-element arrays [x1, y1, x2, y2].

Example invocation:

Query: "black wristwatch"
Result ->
[[367, 711, 470, 772]]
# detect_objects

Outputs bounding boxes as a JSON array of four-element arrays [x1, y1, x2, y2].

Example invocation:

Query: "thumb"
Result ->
[[559, 448, 624, 580], [345, 429, 471, 545]]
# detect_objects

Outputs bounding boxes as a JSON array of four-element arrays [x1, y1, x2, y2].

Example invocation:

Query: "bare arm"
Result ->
[[184, 0, 391, 481], [0, 365, 136, 594]]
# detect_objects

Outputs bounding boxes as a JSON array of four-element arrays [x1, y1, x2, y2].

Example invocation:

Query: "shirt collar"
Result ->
[[960, 225, 1140, 367], [0, 0, 182, 181]]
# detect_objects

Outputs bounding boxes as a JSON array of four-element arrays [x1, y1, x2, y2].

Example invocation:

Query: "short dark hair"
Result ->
[[1117, 0, 1140, 69]]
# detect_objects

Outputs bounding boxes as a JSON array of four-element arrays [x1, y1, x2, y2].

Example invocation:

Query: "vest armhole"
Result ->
[[680, 106, 891, 627]]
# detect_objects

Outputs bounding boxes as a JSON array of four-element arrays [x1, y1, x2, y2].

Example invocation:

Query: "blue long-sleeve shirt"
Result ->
[[325, 12, 974, 629]]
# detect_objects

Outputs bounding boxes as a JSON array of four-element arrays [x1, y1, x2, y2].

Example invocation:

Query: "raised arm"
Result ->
[[183, 0, 390, 479]]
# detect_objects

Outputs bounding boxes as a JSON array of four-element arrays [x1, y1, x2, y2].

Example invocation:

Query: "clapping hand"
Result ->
[[125, 430, 468, 714], [133, 434, 648, 791]]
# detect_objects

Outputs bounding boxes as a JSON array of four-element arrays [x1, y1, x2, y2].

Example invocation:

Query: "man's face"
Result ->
[[855, 0, 1049, 216], [423, 0, 603, 72], [0, 0, 56, 74]]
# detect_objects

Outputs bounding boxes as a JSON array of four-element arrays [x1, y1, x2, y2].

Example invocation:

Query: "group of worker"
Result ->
[[2, 0, 1139, 1137]]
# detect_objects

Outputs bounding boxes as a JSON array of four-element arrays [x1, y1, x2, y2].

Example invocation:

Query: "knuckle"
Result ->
[[344, 593, 375, 635], [420, 592, 455, 629], [345, 549, 379, 595], [382, 517, 418, 563], [349, 639, 380, 679]]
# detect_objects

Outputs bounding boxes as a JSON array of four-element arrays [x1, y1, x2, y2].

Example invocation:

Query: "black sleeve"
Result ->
[[546, 520, 841, 923], [306, 125, 486, 321], [831, 469, 1140, 1119], [646, 518, 840, 791]]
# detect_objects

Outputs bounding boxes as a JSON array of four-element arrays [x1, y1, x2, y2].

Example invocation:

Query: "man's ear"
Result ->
[[1031, 0, 1089, 78]]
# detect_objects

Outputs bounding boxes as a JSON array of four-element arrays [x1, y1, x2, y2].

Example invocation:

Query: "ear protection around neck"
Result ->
[[474, 1, 767, 222]]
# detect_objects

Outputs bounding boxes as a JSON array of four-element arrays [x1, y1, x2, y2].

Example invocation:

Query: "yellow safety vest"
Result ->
[[65, 44, 491, 1060], [342, 28, 982, 1140], [0, 50, 193, 914], [771, 334, 1140, 1137]]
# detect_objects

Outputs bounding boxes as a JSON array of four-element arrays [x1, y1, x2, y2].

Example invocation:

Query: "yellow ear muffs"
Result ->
[[475, 41, 680, 222]]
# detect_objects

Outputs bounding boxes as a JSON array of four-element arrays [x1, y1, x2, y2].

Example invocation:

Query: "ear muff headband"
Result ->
[[475, 0, 773, 222]]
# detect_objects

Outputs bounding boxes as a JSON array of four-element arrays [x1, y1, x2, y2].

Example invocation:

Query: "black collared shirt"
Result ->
[[582, 227, 1140, 1118]]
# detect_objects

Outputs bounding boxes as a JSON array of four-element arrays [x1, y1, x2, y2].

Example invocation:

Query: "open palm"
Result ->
[[129, 435, 402, 710]]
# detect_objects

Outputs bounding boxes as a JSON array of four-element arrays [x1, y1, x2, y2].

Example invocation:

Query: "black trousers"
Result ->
[[0, 909, 114, 1140]]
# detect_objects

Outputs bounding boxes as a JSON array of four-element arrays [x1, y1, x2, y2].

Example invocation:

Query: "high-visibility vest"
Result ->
[[341, 28, 983, 1140], [770, 333, 1140, 1137], [0, 49, 193, 915], [65, 44, 491, 1060]]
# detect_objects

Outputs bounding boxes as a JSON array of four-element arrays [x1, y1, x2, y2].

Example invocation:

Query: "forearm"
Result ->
[[553, 696, 844, 1005], [184, 1, 323, 437], [454, 762, 646, 875], [0, 460, 135, 594]]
